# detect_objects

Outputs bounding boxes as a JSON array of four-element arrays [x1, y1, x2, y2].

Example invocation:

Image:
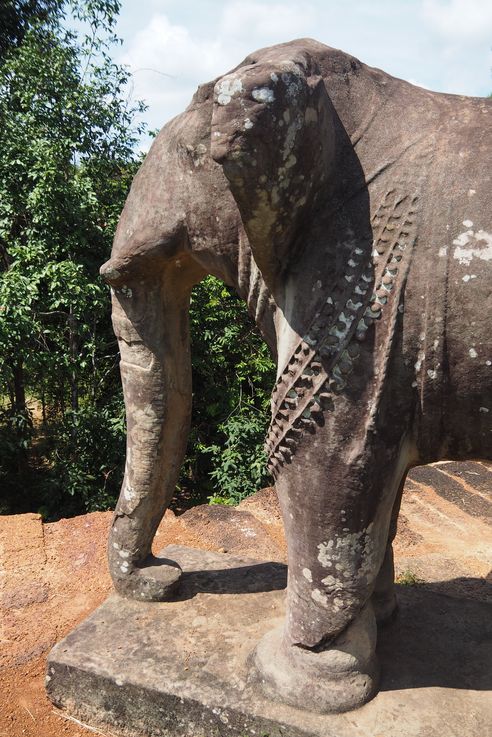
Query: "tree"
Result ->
[[0, 1, 63, 59], [0, 0, 275, 518], [185, 277, 275, 505], [0, 0, 144, 515]]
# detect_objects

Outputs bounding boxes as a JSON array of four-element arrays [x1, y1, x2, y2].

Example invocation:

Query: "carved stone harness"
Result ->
[[266, 189, 419, 477]]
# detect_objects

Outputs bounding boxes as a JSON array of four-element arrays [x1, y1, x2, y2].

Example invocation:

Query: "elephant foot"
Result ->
[[112, 554, 182, 601], [372, 589, 398, 626], [252, 603, 379, 714]]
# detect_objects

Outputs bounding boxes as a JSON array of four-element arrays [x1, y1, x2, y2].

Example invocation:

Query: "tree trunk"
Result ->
[[11, 357, 29, 476], [12, 358, 26, 415], [68, 308, 79, 413]]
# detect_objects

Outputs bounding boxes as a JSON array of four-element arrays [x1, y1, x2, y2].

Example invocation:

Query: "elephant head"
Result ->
[[211, 43, 336, 292], [210, 40, 375, 376]]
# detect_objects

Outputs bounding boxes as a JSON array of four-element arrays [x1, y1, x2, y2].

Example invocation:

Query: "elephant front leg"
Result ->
[[254, 436, 413, 713], [108, 357, 186, 601], [103, 264, 196, 601]]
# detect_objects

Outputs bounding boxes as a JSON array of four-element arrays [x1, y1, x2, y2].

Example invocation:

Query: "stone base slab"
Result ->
[[46, 545, 492, 737]]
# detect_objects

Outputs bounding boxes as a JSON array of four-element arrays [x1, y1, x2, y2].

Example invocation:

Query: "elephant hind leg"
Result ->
[[372, 542, 398, 625], [372, 472, 408, 624]]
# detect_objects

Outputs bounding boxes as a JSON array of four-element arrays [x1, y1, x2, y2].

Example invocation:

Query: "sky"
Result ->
[[113, 0, 492, 144]]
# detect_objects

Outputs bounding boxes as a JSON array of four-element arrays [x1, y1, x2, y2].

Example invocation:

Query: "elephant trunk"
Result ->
[[101, 258, 195, 600]]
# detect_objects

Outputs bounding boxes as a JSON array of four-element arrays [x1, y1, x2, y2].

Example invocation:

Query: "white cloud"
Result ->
[[121, 15, 225, 85], [120, 13, 233, 138], [422, 0, 492, 41], [119, 2, 319, 140], [220, 1, 315, 40], [117, 0, 492, 149]]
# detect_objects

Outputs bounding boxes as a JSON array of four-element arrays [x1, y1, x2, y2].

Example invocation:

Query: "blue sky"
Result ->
[[113, 0, 492, 141]]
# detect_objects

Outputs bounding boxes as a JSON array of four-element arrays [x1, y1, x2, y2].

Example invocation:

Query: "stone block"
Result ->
[[47, 545, 492, 737]]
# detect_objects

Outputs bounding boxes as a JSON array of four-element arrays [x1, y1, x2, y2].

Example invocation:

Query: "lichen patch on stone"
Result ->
[[216, 77, 243, 106], [453, 227, 492, 265], [251, 87, 275, 104]]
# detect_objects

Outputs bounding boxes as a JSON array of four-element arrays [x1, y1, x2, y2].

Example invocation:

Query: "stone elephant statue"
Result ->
[[100, 39, 491, 713]]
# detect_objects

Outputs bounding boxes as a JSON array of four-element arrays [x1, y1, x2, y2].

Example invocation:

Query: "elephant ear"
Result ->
[[211, 47, 336, 292]]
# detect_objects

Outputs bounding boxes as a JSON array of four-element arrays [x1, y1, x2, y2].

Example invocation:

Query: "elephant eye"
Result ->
[[178, 141, 208, 167], [176, 142, 194, 160]]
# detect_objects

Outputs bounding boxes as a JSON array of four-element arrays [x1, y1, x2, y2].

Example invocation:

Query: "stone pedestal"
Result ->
[[46, 545, 492, 737]]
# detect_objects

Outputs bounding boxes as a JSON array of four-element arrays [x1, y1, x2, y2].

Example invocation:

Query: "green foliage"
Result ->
[[0, 1, 63, 59], [395, 570, 424, 586], [184, 276, 275, 505], [206, 412, 271, 505], [44, 399, 126, 513], [0, 0, 143, 517], [0, 1, 276, 519]]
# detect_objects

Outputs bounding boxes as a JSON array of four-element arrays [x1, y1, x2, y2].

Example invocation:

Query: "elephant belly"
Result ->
[[405, 217, 492, 461], [443, 241, 492, 460]]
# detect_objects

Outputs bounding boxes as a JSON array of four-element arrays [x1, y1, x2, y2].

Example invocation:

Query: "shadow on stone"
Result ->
[[378, 581, 492, 693], [150, 544, 288, 598], [176, 562, 288, 598], [417, 574, 492, 602], [408, 464, 492, 520]]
